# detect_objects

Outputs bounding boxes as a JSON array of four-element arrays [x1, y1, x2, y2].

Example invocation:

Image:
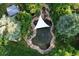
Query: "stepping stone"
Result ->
[[7, 5, 19, 16]]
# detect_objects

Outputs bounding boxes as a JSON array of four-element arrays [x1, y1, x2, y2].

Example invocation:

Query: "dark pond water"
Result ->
[[32, 27, 53, 50]]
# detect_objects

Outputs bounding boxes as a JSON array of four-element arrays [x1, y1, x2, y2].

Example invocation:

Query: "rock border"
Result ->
[[25, 16, 55, 54]]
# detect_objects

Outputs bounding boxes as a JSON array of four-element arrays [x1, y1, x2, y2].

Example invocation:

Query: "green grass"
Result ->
[[0, 40, 43, 56], [0, 37, 79, 56]]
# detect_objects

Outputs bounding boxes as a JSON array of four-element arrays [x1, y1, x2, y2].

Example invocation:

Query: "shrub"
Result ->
[[15, 11, 32, 39], [0, 15, 21, 45], [49, 4, 72, 24], [0, 4, 7, 18], [18, 4, 41, 16], [56, 13, 79, 38]]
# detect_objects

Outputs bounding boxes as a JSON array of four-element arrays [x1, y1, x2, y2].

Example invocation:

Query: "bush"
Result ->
[[56, 13, 79, 38], [18, 4, 41, 16], [15, 11, 32, 39], [49, 4, 72, 24]]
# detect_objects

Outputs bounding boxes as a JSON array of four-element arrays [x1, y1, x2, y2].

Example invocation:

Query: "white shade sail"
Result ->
[[34, 15, 50, 29]]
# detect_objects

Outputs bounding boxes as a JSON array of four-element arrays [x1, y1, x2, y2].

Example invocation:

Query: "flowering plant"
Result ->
[[0, 15, 21, 42]]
